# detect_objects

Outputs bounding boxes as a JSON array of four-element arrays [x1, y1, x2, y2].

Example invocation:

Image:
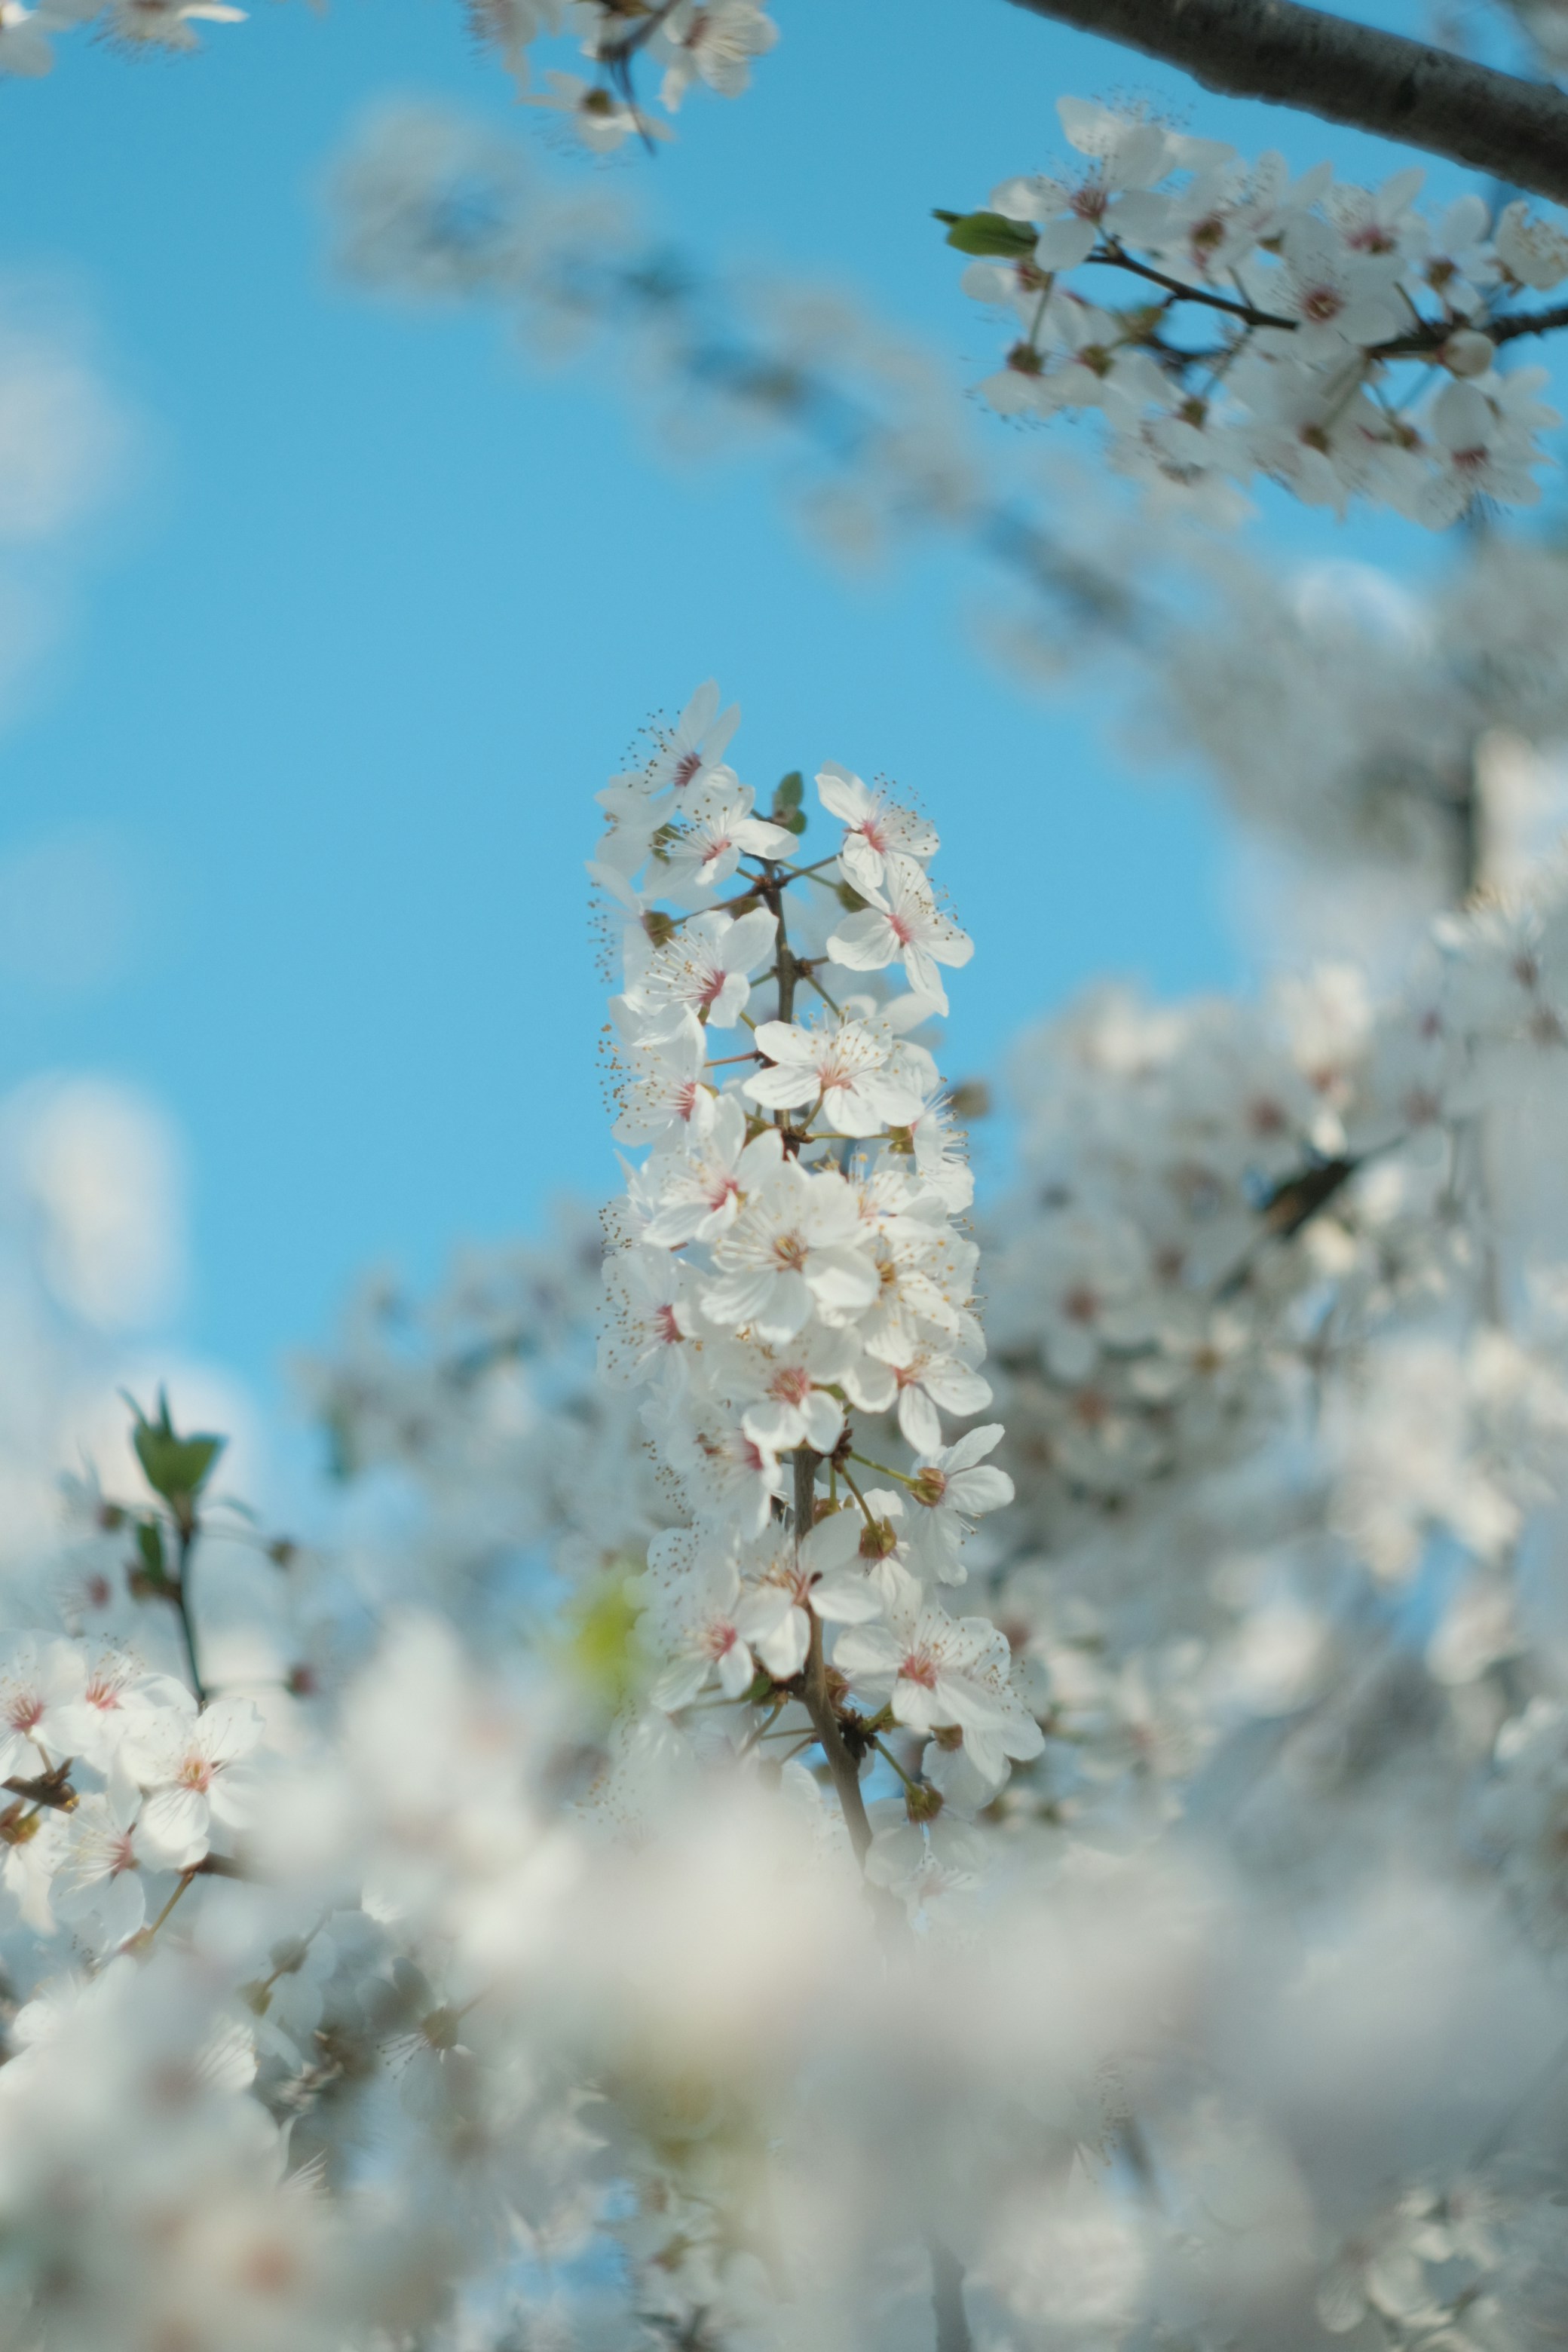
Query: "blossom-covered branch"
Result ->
[[951, 99, 1568, 524], [1005, 0, 1568, 207]]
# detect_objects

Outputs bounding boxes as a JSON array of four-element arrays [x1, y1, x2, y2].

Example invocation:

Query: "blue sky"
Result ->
[[0, 0, 1538, 1407]]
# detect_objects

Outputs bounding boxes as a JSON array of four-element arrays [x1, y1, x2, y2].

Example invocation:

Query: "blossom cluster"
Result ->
[[5, 650, 1568, 2350], [592, 683, 1044, 1884], [954, 97, 1568, 525], [0, 0, 778, 139]]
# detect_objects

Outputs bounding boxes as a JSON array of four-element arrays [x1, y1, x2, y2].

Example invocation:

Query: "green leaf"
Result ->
[[770, 772, 807, 835], [126, 1388, 226, 1507], [942, 210, 1039, 259]]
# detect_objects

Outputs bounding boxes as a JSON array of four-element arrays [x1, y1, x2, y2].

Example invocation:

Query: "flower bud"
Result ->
[[1439, 329, 1495, 378]]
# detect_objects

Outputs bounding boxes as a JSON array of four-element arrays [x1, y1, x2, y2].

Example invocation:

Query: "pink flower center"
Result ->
[[674, 1081, 700, 1121], [179, 1757, 215, 1793], [771, 1366, 812, 1405], [860, 817, 888, 853], [705, 1172, 740, 1210], [706, 1622, 739, 1659], [901, 1650, 939, 1690], [887, 912, 914, 948], [1300, 285, 1343, 323], [6, 1693, 43, 1734], [674, 752, 701, 788], [655, 1306, 683, 1346], [773, 1232, 808, 1269]]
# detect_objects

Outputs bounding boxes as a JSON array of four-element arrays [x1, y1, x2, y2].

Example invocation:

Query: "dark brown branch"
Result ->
[[930, 2237, 973, 2352], [1099, 240, 1294, 329], [4, 1766, 77, 1813], [794, 1449, 877, 1862], [1004, 0, 1568, 209]]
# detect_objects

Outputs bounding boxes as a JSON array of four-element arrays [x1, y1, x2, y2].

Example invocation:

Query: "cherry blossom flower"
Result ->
[[642, 1534, 786, 1708], [703, 1152, 879, 1341], [827, 856, 974, 1012], [1496, 199, 1568, 291], [49, 1655, 190, 1776], [524, 71, 670, 153], [724, 1324, 859, 1455], [814, 763, 938, 898], [833, 1569, 1043, 1787], [645, 678, 742, 797], [990, 99, 1222, 274], [612, 1007, 712, 1145], [744, 1014, 924, 1138], [620, 906, 777, 1031], [1413, 372, 1558, 527], [639, 1096, 774, 1248], [598, 1248, 702, 1389], [905, 1424, 1016, 1585], [51, 1783, 147, 1953], [654, 0, 777, 110], [727, 1511, 885, 1680], [650, 1392, 786, 1535], [102, 0, 245, 51], [663, 790, 793, 898], [865, 1793, 987, 1902], [118, 1692, 264, 1870], [850, 1330, 992, 1454], [0, 1636, 87, 1779]]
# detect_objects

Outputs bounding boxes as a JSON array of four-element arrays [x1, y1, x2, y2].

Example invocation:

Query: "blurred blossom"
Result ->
[[2, 1075, 186, 1329], [0, 302, 124, 541]]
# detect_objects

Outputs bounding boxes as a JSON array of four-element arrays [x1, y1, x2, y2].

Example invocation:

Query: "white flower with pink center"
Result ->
[[815, 762, 939, 899], [118, 1692, 263, 1870], [598, 1249, 702, 1390], [0, 1637, 87, 1781], [640, 1098, 775, 1248], [848, 1331, 992, 1456], [612, 1007, 714, 1147], [664, 792, 793, 898], [645, 678, 741, 798], [744, 1014, 925, 1138], [44, 1655, 189, 1775], [722, 1323, 860, 1455], [621, 905, 778, 1033], [833, 1568, 1043, 1789], [703, 1150, 879, 1343], [52, 1784, 147, 1953], [827, 856, 974, 1015], [642, 1532, 785, 1708]]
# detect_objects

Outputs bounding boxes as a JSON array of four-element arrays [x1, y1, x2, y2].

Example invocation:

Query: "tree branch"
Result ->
[[1003, 0, 1568, 210], [929, 2237, 973, 2352], [795, 1450, 877, 1863]]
